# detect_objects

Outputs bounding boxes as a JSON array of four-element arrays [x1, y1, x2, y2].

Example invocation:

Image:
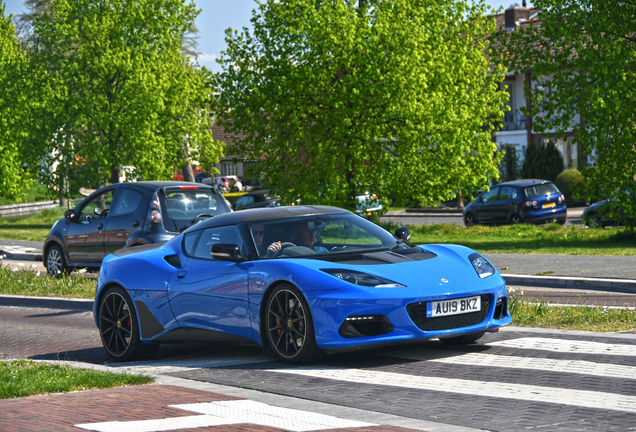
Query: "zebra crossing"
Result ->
[[169, 330, 636, 431]]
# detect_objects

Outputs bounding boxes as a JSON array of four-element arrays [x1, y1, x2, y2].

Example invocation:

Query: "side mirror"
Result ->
[[64, 209, 75, 220], [211, 243, 247, 262], [394, 226, 411, 243]]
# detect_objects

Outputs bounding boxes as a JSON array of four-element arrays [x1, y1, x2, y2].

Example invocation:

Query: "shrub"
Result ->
[[521, 141, 564, 182], [554, 168, 585, 204], [499, 144, 522, 182]]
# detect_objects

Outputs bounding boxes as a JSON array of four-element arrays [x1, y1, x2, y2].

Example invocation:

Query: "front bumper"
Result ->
[[308, 281, 511, 351]]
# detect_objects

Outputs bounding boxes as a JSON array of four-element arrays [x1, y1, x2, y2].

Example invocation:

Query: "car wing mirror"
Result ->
[[64, 209, 76, 220], [211, 243, 247, 262], [394, 226, 411, 243]]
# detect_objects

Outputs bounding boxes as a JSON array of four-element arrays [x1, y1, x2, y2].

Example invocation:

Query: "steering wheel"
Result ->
[[85, 215, 92, 220], [279, 242, 297, 249], [330, 245, 347, 252], [191, 213, 215, 223]]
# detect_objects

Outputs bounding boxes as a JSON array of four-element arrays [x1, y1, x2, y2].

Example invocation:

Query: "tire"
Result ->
[[510, 214, 522, 225], [264, 283, 324, 364], [439, 331, 486, 345], [45, 245, 67, 277], [98, 286, 159, 362], [586, 213, 602, 228], [464, 213, 475, 227]]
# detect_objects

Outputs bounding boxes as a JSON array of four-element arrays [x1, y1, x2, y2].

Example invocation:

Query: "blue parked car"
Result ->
[[94, 205, 510, 363], [463, 179, 567, 226]]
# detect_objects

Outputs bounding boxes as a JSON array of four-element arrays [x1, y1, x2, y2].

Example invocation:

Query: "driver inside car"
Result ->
[[266, 221, 328, 257]]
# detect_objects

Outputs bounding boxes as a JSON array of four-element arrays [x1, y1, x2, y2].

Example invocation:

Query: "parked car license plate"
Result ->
[[543, 202, 556, 209], [427, 296, 481, 317]]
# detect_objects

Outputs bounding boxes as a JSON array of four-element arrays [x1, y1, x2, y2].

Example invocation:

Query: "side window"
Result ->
[[499, 186, 514, 200], [79, 190, 114, 221], [481, 188, 499, 203], [183, 231, 201, 256], [192, 226, 244, 259], [111, 188, 144, 217]]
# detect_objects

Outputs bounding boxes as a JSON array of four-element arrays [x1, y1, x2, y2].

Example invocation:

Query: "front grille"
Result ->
[[407, 295, 491, 331]]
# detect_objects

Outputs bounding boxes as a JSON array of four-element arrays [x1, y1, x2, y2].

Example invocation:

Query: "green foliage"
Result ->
[[498, 144, 522, 182], [554, 168, 584, 204], [28, 0, 223, 193], [521, 141, 564, 182], [214, 0, 507, 212], [496, 0, 636, 227], [0, 359, 153, 399], [0, 3, 34, 200]]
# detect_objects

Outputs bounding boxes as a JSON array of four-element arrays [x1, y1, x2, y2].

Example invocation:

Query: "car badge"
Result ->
[[441, 278, 449, 283]]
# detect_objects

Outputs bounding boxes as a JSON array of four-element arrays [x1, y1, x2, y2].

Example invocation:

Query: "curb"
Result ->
[[503, 274, 636, 294], [0, 294, 93, 310], [0, 251, 42, 261]]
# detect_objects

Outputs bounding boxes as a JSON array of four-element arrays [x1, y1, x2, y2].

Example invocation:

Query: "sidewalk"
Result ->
[[1, 237, 634, 293]]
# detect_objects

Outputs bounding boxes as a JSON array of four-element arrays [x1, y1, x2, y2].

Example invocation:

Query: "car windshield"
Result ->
[[524, 183, 560, 198], [249, 213, 402, 259], [161, 188, 226, 232]]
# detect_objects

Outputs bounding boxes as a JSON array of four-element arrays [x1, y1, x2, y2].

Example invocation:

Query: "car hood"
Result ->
[[282, 244, 503, 296], [583, 200, 606, 214]]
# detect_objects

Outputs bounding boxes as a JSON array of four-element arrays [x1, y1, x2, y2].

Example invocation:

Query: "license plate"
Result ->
[[543, 202, 556, 209], [427, 296, 481, 317]]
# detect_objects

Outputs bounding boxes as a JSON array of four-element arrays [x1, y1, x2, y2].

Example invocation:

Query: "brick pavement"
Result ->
[[0, 385, 421, 432]]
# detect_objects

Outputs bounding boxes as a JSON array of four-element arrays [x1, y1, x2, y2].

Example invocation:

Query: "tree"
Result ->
[[213, 0, 507, 211], [496, 0, 636, 227], [29, 0, 222, 194], [0, 2, 33, 200], [521, 141, 564, 182]]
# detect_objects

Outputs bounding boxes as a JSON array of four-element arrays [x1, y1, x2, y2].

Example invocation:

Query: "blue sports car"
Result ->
[[94, 205, 511, 363]]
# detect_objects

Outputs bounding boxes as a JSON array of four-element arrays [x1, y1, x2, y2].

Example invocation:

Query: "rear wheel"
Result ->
[[440, 331, 486, 345], [464, 213, 476, 227], [98, 286, 159, 362], [45, 245, 67, 277], [510, 214, 522, 224], [265, 283, 324, 364]]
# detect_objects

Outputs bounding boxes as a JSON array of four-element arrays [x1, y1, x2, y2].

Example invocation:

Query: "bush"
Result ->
[[554, 168, 585, 205], [521, 141, 564, 182]]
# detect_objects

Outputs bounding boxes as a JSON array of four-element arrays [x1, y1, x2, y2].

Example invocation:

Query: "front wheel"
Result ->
[[45, 245, 67, 277], [439, 331, 486, 345], [98, 286, 158, 362], [585, 213, 602, 228], [265, 284, 324, 364]]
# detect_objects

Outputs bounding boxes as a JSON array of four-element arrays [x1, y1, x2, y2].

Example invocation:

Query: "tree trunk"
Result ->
[[182, 163, 195, 182], [456, 190, 465, 209], [110, 166, 120, 184]]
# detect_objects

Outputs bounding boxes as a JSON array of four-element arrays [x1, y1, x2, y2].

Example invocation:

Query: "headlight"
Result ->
[[469, 253, 495, 278], [321, 269, 405, 288]]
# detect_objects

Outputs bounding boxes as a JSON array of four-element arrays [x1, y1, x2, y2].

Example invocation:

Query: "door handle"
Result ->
[[177, 271, 187, 279], [133, 221, 140, 228], [98, 224, 104, 230]]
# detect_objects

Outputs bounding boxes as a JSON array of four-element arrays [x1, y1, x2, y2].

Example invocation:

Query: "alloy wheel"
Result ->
[[266, 288, 307, 359], [510, 214, 522, 224], [46, 247, 63, 276], [99, 291, 133, 358], [464, 213, 475, 227]]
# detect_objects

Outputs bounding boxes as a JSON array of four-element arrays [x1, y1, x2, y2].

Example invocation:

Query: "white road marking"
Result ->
[[270, 367, 636, 414], [486, 337, 636, 356], [387, 348, 636, 380], [75, 399, 377, 432]]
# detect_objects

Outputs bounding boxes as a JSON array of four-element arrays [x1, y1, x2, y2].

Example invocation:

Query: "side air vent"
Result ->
[[163, 254, 182, 268]]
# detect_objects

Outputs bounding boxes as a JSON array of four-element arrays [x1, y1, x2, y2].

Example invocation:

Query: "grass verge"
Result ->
[[509, 291, 636, 332], [380, 221, 636, 256], [0, 207, 67, 242], [0, 266, 95, 299], [0, 359, 154, 399]]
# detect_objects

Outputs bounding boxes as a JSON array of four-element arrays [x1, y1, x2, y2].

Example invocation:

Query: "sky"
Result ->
[[2, 0, 534, 72]]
